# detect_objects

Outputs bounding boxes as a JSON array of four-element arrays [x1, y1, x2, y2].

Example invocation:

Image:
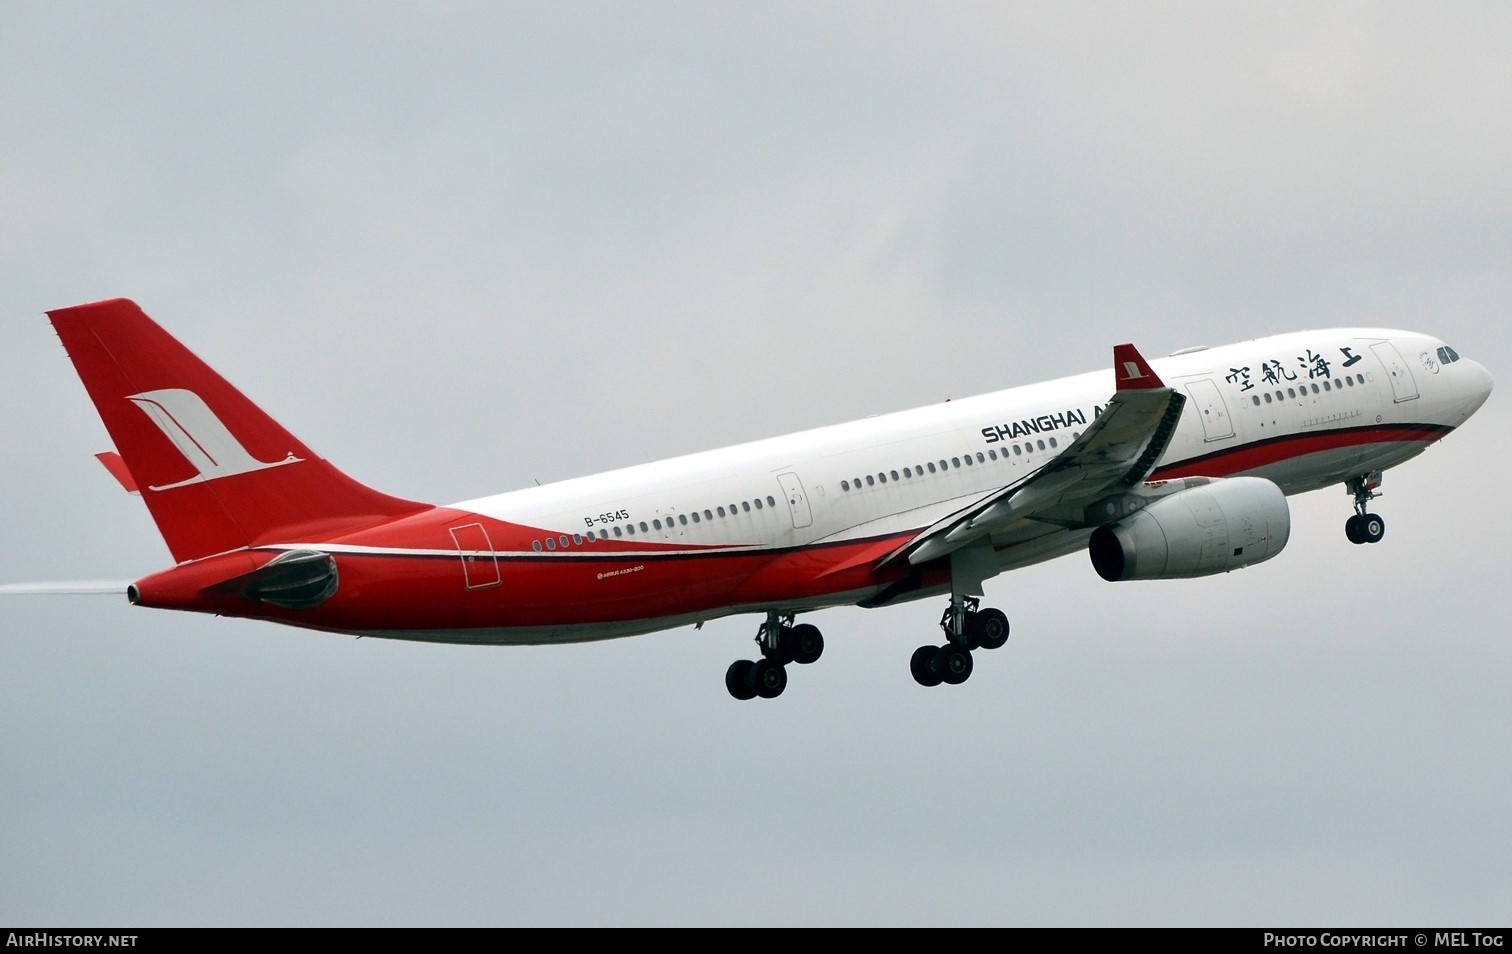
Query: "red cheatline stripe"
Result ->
[[1151, 423, 1450, 480]]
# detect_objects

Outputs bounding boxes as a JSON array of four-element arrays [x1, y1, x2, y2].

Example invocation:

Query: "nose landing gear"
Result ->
[[1345, 473, 1386, 545]]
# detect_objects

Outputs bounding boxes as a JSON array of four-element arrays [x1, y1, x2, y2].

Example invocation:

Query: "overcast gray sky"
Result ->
[[2, 2, 1508, 927]]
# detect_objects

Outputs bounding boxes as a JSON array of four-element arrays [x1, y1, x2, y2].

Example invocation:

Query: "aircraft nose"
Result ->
[[1457, 357, 1494, 421]]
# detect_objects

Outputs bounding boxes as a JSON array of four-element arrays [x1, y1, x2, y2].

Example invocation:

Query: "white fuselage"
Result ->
[[456, 329, 1485, 567]]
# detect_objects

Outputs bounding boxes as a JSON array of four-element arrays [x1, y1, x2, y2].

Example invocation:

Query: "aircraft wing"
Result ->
[[880, 343, 1186, 568]]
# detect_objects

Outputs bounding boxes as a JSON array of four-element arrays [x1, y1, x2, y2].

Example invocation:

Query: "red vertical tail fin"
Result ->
[[48, 298, 431, 562]]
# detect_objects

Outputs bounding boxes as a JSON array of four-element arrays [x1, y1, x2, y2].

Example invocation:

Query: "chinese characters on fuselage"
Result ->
[[1226, 344, 1364, 395]]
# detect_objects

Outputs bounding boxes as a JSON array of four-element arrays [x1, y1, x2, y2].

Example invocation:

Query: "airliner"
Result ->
[[4, 299, 1492, 699]]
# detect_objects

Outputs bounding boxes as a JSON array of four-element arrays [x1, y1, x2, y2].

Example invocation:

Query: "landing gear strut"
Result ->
[[1344, 473, 1386, 545], [910, 595, 1010, 688], [725, 611, 824, 700]]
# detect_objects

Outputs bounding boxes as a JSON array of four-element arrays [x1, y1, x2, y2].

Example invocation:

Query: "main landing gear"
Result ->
[[910, 595, 1009, 688], [1344, 472, 1386, 545], [726, 611, 824, 700]]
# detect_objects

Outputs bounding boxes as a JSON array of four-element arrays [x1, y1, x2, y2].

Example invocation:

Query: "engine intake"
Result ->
[[1089, 476, 1290, 581]]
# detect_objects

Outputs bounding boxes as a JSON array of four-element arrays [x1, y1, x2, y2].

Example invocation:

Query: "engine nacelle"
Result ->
[[1088, 476, 1290, 581]]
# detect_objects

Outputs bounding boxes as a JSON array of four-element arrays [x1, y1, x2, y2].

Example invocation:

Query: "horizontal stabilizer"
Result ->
[[95, 451, 140, 494]]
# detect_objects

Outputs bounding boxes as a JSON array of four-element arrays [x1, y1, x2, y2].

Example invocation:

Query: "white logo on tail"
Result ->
[[127, 388, 302, 491], [1121, 361, 1146, 381]]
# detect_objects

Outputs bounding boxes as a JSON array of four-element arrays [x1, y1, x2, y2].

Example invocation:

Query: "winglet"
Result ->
[[1113, 343, 1164, 390]]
